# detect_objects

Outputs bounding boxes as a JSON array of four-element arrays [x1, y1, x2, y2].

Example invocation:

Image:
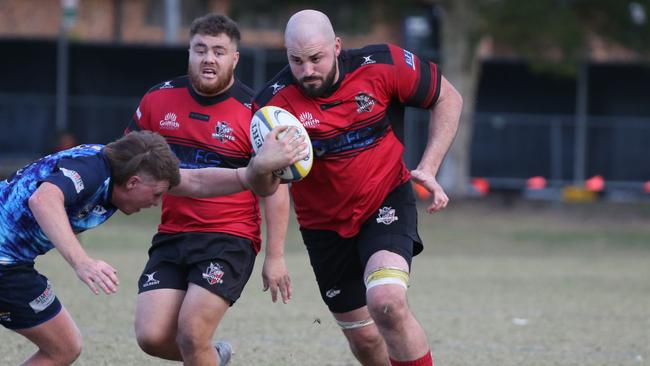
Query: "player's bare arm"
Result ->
[[411, 75, 463, 214], [28, 182, 119, 295], [170, 125, 308, 198], [261, 185, 292, 304]]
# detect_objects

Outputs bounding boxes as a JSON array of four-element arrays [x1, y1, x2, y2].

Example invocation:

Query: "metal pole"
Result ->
[[573, 62, 589, 184], [55, 4, 72, 133], [164, 0, 180, 45], [550, 118, 563, 185]]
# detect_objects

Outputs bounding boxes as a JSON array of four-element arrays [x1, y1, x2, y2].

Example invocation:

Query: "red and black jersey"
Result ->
[[253, 44, 440, 238], [127, 76, 262, 251]]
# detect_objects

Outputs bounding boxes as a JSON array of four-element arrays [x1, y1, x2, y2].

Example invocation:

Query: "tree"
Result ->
[[433, 0, 650, 195]]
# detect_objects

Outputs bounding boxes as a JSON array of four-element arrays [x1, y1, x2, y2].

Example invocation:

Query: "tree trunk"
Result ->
[[437, 0, 481, 197]]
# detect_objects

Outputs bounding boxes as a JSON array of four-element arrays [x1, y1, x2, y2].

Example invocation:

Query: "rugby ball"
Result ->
[[250, 106, 313, 182]]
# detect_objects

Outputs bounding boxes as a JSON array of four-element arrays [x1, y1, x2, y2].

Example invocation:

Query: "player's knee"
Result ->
[[346, 326, 384, 357], [366, 287, 409, 328], [136, 330, 167, 356], [175, 328, 210, 354], [47, 334, 82, 365]]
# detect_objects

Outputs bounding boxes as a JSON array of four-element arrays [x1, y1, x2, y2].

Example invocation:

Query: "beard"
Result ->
[[297, 60, 337, 98], [188, 64, 234, 96]]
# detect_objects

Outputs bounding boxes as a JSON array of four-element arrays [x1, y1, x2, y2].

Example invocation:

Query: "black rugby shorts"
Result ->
[[0, 263, 62, 330], [300, 181, 422, 313], [137, 232, 256, 305]]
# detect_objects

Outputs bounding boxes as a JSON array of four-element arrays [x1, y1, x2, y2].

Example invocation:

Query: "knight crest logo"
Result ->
[[212, 121, 235, 143], [202, 262, 225, 285], [355, 93, 376, 113], [376, 206, 399, 225]]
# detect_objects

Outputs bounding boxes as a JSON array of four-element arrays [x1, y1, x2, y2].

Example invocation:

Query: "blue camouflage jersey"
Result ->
[[0, 145, 118, 265]]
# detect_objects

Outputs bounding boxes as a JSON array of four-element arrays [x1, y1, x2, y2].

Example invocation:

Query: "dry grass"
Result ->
[[1, 200, 649, 365]]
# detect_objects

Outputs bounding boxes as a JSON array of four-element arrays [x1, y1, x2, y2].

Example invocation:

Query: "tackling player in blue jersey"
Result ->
[[0, 129, 307, 366]]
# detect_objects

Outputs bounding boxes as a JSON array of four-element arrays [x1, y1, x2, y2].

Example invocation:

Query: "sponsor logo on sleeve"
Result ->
[[60, 167, 84, 193], [403, 50, 416, 70], [0, 311, 11, 323]]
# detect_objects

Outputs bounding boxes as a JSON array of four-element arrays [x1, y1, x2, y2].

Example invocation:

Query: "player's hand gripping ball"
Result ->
[[250, 106, 313, 181]]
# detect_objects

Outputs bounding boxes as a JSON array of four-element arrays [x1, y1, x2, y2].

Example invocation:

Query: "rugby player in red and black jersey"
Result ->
[[252, 9, 463, 366], [125, 14, 292, 366]]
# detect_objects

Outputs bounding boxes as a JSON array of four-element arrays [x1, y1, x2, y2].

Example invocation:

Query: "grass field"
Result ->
[[1, 199, 649, 365]]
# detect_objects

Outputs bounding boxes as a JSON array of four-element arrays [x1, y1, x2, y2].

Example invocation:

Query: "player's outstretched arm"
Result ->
[[28, 183, 119, 295], [170, 126, 308, 198]]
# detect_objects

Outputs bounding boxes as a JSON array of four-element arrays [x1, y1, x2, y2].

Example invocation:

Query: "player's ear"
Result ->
[[334, 37, 342, 57], [232, 50, 240, 69], [125, 175, 139, 190]]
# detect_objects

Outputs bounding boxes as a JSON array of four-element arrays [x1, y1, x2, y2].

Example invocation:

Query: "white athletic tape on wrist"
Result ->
[[336, 318, 375, 330], [365, 267, 409, 291]]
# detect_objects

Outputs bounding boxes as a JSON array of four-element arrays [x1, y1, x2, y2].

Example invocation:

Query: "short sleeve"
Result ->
[[388, 44, 441, 109], [41, 155, 108, 206]]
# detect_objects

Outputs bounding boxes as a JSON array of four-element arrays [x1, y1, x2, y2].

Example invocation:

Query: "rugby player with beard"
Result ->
[[125, 13, 292, 366], [253, 9, 463, 366]]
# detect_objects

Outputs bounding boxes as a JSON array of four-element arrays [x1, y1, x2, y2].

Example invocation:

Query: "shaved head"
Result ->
[[284, 10, 341, 98], [285, 9, 336, 49]]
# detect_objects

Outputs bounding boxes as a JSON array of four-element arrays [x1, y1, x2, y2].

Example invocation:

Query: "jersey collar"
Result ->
[[187, 78, 235, 106]]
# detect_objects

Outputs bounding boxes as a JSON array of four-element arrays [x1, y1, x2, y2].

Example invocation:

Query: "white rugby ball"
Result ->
[[250, 106, 313, 182]]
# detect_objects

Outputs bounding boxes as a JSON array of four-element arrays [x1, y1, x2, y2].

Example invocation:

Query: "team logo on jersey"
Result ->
[[60, 167, 84, 193], [403, 50, 416, 70], [91, 205, 107, 216], [299, 111, 320, 128], [159, 80, 174, 89], [361, 55, 376, 66], [376, 206, 399, 225], [142, 272, 160, 288], [0, 311, 11, 323], [160, 112, 180, 130], [355, 93, 376, 113], [202, 262, 225, 285], [212, 121, 236, 143], [29, 281, 56, 313], [326, 288, 341, 298], [271, 82, 285, 95]]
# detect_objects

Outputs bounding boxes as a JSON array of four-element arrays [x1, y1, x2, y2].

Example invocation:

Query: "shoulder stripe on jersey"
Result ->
[[407, 61, 434, 108]]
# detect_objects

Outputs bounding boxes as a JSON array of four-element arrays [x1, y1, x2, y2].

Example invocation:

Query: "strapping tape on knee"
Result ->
[[336, 318, 375, 330], [364, 266, 409, 291]]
